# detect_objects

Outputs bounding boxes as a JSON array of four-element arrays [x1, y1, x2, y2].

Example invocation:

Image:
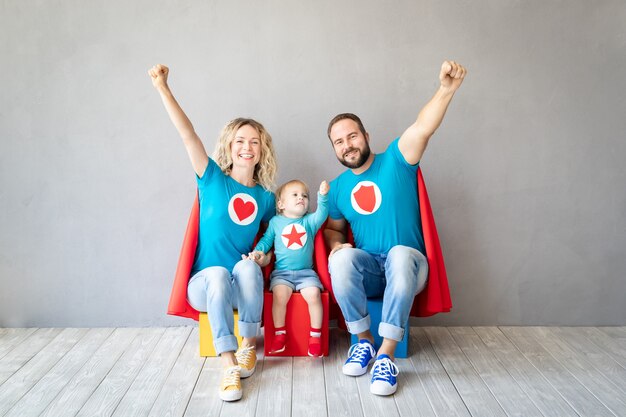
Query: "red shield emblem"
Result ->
[[353, 185, 376, 213]]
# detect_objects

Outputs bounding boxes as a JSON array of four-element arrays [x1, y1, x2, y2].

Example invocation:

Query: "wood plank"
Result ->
[[576, 327, 626, 369], [395, 325, 437, 417], [0, 327, 87, 416], [221, 341, 267, 417], [183, 357, 223, 417], [424, 327, 506, 417], [500, 327, 615, 417], [0, 328, 37, 360], [147, 327, 204, 417], [522, 327, 626, 416], [551, 328, 626, 390], [599, 327, 626, 343], [40, 328, 141, 417], [75, 328, 165, 417], [473, 327, 578, 417], [292, 356, 328, 417], [394, 356, 436, 417], [448, 327, 543, 417], [255, 356, 292, 417], [409, 328, 471, 417], [0, 328, 61, 386], [5, 328, 114, 417], [112, 326, 191, 417], [323, 328, 363, 417]]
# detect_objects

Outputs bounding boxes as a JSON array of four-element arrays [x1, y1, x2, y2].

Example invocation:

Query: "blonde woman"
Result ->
[[149, 65, 276, 401]]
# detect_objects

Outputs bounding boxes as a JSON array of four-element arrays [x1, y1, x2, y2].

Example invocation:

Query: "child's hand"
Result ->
[[242, 250, 269, 266], [319, 180, 330, 196]]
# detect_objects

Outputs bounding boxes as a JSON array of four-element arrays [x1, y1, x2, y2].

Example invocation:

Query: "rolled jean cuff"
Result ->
[[214, 335, 238, 356], [378, 322, 405, 342], [346, 314, 371, 335], [239, 321, 260, 339]]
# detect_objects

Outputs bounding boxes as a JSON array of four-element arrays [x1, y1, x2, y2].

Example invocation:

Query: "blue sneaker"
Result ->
[[342, 339, 376, 376], [370, 354, 399, 395]]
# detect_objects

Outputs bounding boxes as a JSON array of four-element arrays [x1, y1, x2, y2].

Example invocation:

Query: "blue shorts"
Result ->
[[269, 268, 324, 292]]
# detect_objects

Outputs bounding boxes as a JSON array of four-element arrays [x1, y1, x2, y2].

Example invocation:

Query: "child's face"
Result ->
[[278, 182, 309, 218]]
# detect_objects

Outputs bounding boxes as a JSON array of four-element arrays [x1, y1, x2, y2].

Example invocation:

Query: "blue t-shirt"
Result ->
[[191, 158, 275, 274], [254, 193, 328, 270], [328, 138, 425, 255]]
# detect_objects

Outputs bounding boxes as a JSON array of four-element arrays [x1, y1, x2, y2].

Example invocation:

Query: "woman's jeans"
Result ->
[[187, 259, 263, 355], [329, 245, 428, 342]]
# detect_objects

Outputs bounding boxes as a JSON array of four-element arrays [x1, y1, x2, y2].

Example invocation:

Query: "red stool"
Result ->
[[263, 291, 330, 357]]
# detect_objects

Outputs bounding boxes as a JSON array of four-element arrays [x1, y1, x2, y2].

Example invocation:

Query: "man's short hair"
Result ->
[[327, 113, 367, 139]]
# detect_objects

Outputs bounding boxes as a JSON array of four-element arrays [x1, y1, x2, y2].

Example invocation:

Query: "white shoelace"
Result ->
[[222, 366, 241, 388], [236, 345, 254, 366], [370, 357, 399, 379], [346, 342, 376, 363]]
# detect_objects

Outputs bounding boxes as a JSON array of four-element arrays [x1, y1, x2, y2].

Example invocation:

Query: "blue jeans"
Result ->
[[187, 259, 263, 355], [329, 245, 428, 341]]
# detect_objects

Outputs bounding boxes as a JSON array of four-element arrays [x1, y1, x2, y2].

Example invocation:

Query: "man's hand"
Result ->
[[242, 250, 270, 267], [439, 60, 466, 92], [148, 64, 169, 89], [319, 180, 330, 196], [329, 242, 353, 259]]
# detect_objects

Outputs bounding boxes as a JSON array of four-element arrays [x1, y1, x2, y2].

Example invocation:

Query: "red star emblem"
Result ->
[[282, 225, 307, 248]]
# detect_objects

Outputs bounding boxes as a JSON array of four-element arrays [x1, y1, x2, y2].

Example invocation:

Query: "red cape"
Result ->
[[167, 193, 202, 320], [168, 168, 451, 321], [167, 193, 273, 321], [313, 168, 452, 318]]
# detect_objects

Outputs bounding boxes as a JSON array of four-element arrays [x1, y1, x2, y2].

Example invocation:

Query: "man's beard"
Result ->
[[339, 144, 371, 169]]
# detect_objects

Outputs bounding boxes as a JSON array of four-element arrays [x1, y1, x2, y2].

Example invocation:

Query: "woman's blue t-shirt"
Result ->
[[191, 158, 275, 274]]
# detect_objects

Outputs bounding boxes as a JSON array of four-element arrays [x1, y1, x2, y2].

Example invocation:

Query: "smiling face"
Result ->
[[329, 118, 371, 169], [277, 181, 310, 218], [230, 124, 261, 170]]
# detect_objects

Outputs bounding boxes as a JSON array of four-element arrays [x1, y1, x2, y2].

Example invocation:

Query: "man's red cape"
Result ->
[[167, 168, 451, 321], [314, 168, 452, 318]]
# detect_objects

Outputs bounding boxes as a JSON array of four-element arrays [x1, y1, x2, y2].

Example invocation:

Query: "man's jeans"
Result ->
[[329, 245, 428, 341], [187, 259, 263, 355]]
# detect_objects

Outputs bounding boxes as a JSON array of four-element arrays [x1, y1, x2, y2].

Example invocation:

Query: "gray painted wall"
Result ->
[[1, 0, 625, 327]]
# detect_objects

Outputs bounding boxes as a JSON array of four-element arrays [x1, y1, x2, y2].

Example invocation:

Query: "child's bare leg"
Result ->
[[269, 284, 292, 354], [301, 286, 324, 356], [300, 287, 323, 328], [272, 284, 293, 327]]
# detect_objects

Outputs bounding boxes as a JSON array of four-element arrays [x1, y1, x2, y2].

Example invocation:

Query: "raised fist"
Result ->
[[439, 60, 466, 92], [319, 180, 330, 196], [148, 64, 169, 88]]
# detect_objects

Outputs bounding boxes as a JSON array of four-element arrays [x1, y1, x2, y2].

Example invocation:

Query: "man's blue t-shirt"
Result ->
[[254, 193, 328, 270], [328, 138, 425, 255], [191, 158, 275, 274]]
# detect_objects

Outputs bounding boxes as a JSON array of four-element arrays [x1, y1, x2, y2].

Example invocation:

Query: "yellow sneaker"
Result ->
[[236, 345, 256, 378], [219, 366, 242, 402]]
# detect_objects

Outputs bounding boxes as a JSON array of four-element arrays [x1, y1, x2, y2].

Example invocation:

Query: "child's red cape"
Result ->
[[167, 168, 451, 321]]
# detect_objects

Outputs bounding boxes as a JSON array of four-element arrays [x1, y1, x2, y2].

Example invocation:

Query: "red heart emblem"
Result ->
[[233, 198, 255, 221], [353, 185, 376, 213]]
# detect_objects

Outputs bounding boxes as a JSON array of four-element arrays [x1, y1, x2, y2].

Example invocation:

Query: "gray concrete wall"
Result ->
[[1, 0, 625, 327]]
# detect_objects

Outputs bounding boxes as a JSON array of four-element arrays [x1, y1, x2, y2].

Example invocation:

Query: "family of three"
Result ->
[[150, 60, 465, 401]]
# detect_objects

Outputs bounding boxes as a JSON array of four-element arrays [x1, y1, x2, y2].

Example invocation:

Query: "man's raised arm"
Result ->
[[399, 60, 467, 165]]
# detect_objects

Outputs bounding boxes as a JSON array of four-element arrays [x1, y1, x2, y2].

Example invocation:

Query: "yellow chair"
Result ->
[[199, 311, 243, 357]]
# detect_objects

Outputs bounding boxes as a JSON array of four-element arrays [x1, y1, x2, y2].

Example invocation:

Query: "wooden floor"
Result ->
[[0, 327, 625, 417]]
